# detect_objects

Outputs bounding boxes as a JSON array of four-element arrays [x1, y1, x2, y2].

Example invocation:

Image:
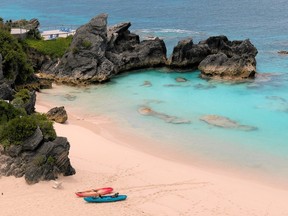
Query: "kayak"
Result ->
[[75, 187, 113, 197], [84, 194, 127, 203]]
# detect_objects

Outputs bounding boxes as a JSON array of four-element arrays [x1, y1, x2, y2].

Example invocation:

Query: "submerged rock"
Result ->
[[138, 106, 191, 124], [200, 114, 257, 131]]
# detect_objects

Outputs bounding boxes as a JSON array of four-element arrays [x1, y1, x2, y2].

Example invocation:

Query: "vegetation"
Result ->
[[0, 100, 26, 124], [0, 115, 38, 145], [0, 28, 34, 84], [24, 35, 73, 58], [0, 101, 57, 147]]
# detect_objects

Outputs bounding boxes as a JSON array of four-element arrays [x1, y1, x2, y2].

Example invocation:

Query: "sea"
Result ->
[[1, 0, 288, 187]]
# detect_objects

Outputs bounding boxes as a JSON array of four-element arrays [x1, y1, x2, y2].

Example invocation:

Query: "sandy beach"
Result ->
[[1, 99, 288, 216]]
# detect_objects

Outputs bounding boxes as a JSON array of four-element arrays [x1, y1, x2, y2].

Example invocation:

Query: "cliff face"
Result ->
[[41, 14, 167, 84]]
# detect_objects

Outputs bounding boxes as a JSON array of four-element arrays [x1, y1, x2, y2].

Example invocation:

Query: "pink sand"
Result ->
[[0, 99, 288, 216]]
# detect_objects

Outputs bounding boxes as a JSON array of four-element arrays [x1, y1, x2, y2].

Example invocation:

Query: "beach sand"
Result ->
[[1, 99, 288, 216]]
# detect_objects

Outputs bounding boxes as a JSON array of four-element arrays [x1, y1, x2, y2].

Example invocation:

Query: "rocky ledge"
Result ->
[[40, 13, 167, 84]]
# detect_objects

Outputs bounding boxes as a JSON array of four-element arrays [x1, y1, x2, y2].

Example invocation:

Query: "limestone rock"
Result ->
[[41, 14, 167, 84], [46, 106, 68, 123], [0, 135, 75, 184], [22, 127, 43, 151], [169, 39, 210, 68], [169, 35, 258, 81]]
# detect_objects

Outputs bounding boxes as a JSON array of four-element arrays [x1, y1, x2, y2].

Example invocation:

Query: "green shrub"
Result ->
[[31, 113, 56, 141], [81, 40, 92, 49], [33, 155, 46, 166], [0, 29, 34, 84], [0, 100, 26, 124], [24, 36, 73, 58], [47, 156, 55, 165], [0, 115, 37, 145]]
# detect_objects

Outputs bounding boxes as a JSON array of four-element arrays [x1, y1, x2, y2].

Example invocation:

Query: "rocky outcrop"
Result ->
[[169, 39, 210, 69], [40, 14, 167, 84], [170, 35, 258, 80], [46, 106, 68, 123], [0, 128, 75, 184]]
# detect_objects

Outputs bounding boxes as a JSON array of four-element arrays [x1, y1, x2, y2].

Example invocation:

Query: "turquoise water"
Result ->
[[1, 0, 288, 184]]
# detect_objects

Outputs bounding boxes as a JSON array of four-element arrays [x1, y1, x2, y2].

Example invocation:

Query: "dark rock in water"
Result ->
[[138, 106, 191, 124], [278, 50, 288, 55], [64, 94, 77, 101], [194, 83, 216, 90], [198, 52, 256, 80], [175, 77, 188, 82], [200, 114, 257, 131], [46, 106, 68, 123], [141, 80, 152, 87], [199, 37, 257, 80], [170, 35, 258, 81], [41, 14, 167, 84]]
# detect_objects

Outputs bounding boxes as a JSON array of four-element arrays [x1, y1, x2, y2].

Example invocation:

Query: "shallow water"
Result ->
[[1, 0, 288, 184]]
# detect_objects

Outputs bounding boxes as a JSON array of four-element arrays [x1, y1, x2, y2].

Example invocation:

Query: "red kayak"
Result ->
[[75, 187, 113, 197]]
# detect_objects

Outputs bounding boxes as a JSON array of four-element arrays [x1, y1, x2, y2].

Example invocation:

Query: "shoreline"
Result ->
[[1, 94, 288, 215]]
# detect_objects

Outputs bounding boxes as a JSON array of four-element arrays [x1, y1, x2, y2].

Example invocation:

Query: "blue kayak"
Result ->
[[84, 194, 127, 203]]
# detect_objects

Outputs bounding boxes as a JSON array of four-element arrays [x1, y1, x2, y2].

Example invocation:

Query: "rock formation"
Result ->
[[46, 106, 68, 123], [170, 36, 258, 80], [0, 131, 75, 184], [41, 14, 167, 84]]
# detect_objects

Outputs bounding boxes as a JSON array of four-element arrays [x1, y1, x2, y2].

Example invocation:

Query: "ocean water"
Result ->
[[1, 0, 288, 185]]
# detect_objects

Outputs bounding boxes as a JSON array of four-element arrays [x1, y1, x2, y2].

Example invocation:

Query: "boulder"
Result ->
[[278, 50, 288, 55], [22, 127, 43, 151], [198, 53, 257, 80], [46, 106, 68, 123], [169, 35, 258, 81], [25, 137, 75, 184], [40, 14, 167, 84]]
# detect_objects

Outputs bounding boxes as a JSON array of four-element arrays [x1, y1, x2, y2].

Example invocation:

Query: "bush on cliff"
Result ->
[[24, 36, 73, 58], [0, 29, 34, 84], [0, 115, 38, 145], [0, 113, 57, 146], [0, 100, 26, 124]]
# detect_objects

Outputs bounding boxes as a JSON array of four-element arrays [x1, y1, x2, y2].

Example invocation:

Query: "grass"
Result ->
[[24, 36, 73, 58]]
